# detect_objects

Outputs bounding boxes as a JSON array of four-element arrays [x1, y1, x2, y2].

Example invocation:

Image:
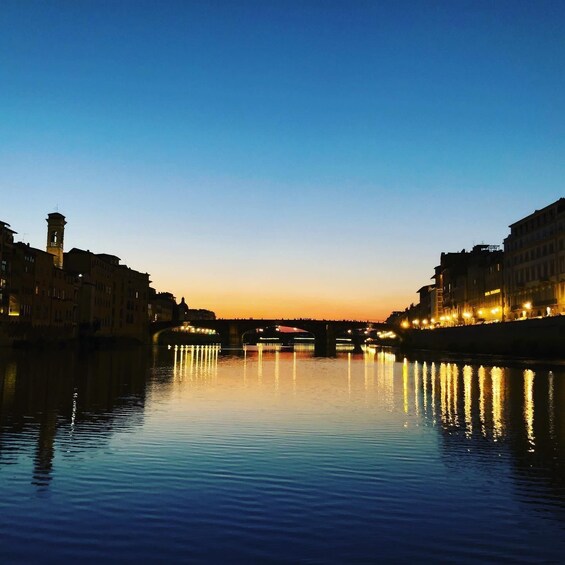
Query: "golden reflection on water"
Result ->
[[414, 361, 420, 417], [293, 351, 297, 397], [381, 351, 395, 410], [347, 352, 351, 398], [451, 364, 459, 427], [0, 344, 562, 494], [439, 363, 447, 426], [431, 362, 436, 423], [422, 361, 428, 413], [173, 345, 220, 383], [478, 366, 486, 437], [524, 369, 535, 452], [162, 345, 556, 457], [491, 367, 504, 440], [463, 365, 473, 437], [275, 350, 280, 393], [403, 359, 408, 415], [2, 347, 565, 563], [258, 345, 263, 383]]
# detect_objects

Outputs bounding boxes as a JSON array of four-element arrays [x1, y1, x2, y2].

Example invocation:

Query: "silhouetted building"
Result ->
[[65, 249, 150, 341], [10, 242, 77, 336], [416, 284, 434, 321], [504, 198, 565, 319], [0, 221, 16, 324], [175, 296, 189, 321], [148, 289, 176, 322], [0, 216, 77, 341], [185, 308, 216, 321]]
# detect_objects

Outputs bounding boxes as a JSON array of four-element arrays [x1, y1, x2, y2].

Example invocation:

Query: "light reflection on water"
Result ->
[[0, 346, 565, 563]]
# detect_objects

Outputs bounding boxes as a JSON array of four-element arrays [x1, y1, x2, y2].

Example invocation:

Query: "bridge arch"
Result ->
[[150, 322, 219, 346], [241, 324, 315, 347]]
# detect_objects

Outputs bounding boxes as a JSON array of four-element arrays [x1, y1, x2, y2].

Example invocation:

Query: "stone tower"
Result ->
[[46, 212, 66, 269]]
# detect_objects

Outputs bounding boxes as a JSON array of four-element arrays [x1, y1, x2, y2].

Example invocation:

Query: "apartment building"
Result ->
[[65, 249, 150, 340], [432, 245, 504, 325], [504, 198, 565, 319]]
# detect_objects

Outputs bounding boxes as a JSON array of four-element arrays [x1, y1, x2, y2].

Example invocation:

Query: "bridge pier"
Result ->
[[351, 333, 365, 354], [227, 322, 241, 348], [314, 325, 336, 357]]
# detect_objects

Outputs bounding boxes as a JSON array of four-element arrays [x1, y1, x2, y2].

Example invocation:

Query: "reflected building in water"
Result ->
[[0, 349, 150, 488]]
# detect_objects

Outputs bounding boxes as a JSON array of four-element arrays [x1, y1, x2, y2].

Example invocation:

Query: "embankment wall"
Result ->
[[402, 317, 565, 358]]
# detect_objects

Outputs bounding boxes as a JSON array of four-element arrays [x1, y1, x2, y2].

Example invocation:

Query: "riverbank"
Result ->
[[400, 316, 565, 358]]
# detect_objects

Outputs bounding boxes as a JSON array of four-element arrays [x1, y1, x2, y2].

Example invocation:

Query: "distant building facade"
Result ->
[[388, 199, 565, 328], [436, 245, 504, 325], [504, 198, 565, 319], [390, 245, 504, 328]]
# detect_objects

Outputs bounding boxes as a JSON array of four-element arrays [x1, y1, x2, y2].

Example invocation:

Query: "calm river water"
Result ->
[[1, 345, 564, 563]]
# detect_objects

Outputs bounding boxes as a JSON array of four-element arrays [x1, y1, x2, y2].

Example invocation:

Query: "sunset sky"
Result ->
[[2, 1, 564, 320]]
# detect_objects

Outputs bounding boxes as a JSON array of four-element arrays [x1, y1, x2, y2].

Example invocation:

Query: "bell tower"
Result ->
[[46, 212, 66, 269]]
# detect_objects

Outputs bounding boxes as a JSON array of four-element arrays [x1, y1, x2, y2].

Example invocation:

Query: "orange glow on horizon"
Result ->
[[168, 290, 394, 321]]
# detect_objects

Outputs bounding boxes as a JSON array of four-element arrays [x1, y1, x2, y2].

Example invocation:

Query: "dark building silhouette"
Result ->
[[148, 289, 177, 322], [0, 215, 77, 342], [65, 248, 150, 341], [11, 242, 77, 336], [0, 221, 16, 325], [2, 212, 218, 345], [1, 213, 151, 344]]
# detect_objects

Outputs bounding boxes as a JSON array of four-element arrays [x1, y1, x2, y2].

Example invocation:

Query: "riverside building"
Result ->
[[65, 249, 150, 341], [504, 198, 565, 319], [0, 212, 151, 344], [0, 214, 77, 341], [436, 245, 504, 325], [0, 221, 16, 324], [390, 245, 504, 329]]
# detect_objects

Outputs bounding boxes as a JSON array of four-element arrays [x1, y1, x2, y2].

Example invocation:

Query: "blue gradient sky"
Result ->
[[1, 1, 564, 319]]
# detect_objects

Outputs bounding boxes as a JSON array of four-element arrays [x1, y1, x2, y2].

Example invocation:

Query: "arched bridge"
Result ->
[[151, 318, 391, 356]]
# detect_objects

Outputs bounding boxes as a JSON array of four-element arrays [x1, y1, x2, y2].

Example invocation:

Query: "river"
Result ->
[[1, 345, 564, 562]]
